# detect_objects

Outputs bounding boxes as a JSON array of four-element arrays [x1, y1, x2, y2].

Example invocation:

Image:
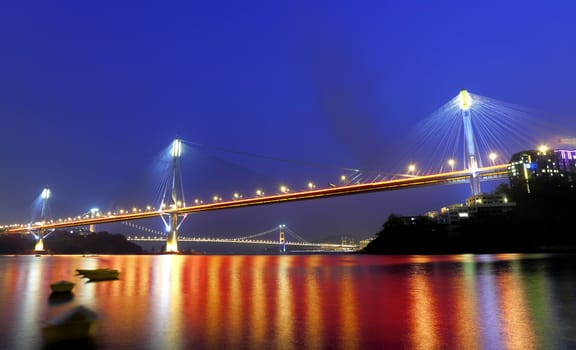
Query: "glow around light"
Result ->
[[171, 139, 182, 158], [538, 144, 548, 153], [458, 89, 472, 111], [41, 187, 51, 200], [489, 152, 498, 162]]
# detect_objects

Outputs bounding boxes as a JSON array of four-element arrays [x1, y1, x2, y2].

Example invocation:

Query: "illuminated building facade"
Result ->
[[508, 148, 576, 197]]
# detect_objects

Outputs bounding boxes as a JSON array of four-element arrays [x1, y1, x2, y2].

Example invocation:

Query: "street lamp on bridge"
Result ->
[[488, 152, 498, 166], [448, 159, 455, 172]]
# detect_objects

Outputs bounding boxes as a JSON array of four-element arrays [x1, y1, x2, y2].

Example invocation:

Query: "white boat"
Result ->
[[50, 280, 75, 293], [41, 305, 98, 344]]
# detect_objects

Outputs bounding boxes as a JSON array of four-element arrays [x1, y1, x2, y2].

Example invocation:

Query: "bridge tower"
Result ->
[[459, 89, 481, 196], [162, 139, 187, 253], [279, 224, 286, 253], [34, 186, 51, 252]]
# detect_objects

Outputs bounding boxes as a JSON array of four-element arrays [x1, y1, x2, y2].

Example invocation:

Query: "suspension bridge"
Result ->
[[124, 222, 358, 252], [1, 89, 571, 253]]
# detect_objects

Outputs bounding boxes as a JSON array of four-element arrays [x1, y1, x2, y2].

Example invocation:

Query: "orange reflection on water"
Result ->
[[303, 255, 323, 350], [275, 255, 296, 349], [249, 255, 269, 347], [338, 262, 359, 350], [497, 261, 536, 350], [205, 254, 223, 349], [454, 259, 480, 350], [408, 267, 439, 350]]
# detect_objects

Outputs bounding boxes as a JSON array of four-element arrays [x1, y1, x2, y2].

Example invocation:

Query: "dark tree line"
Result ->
[[0, 231, 143, 254], [362, 183, 576, 254]]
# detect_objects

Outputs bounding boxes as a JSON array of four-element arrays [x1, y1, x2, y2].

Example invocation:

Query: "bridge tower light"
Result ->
[[448, 159, 455, 172], [458, 89, 481, 196]]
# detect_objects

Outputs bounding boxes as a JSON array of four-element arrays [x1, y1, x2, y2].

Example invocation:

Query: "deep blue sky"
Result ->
[[2, 1, 576, 241]]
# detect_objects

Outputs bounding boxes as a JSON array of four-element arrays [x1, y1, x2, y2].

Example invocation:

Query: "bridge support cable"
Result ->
[[122, 221, 167, 239], [230, 226, 279, 241], [283, 227, 310, 244]]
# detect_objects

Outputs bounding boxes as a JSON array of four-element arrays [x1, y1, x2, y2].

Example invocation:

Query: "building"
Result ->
[[508, 147, 576, 197], [437, 193, 515, 225]]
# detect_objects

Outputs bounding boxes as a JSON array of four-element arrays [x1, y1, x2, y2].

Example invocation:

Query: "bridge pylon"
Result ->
[[279, 224, 286, 253], [459, 89, 481, 196], [33, 186, 51, 252], [161, 139, 187, 253]]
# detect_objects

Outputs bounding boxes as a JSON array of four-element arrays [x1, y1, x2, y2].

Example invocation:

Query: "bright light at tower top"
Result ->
[[171, 139, 182, 158], [41, 187, 50, 199], [458, 89, 472, 111]]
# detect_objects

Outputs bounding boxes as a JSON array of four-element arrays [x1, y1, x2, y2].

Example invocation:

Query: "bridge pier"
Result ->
[[166, 212, 179, 253], [34, 228, 45, 252]]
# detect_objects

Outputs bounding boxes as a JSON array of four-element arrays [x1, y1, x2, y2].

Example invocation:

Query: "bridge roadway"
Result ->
[[128, 236, 358, 250], [6, 164, 509, 234]]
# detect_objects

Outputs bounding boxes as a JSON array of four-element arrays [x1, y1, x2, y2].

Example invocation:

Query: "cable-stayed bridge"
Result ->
[[2, 89, 571, 253]]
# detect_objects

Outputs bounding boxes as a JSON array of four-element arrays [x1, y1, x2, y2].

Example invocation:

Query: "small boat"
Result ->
[[41, 305, 98, 344], [76, 268, 120, 281], [50, 280, 75, 293], [48, 292, 74, 305]]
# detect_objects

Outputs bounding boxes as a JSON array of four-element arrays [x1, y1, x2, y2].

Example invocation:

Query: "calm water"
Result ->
[[1, 253, 575, 349]]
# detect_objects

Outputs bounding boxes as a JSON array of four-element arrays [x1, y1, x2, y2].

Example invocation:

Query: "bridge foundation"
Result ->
[[166, 212, 179, 253], [34, 229, 45, 252]]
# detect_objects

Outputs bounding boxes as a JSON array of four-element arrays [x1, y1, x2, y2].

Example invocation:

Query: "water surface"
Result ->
[[1, 253, 575, 349]]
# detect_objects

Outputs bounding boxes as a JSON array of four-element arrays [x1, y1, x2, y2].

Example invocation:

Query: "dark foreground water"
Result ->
[[1, 253, 575, 349]]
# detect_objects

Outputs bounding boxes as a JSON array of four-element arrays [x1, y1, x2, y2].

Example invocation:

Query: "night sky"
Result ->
[[2, 1, 576, 241]]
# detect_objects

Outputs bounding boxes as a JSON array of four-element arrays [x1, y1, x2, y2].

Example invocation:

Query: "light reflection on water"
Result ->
[[0, 253, 575, 349]]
